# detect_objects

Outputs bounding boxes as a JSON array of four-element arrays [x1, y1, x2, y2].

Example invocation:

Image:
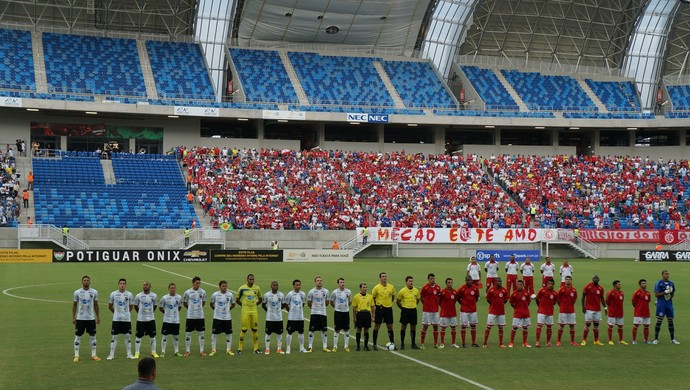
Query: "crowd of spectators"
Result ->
[[488, 154, 690, 229], [181, 147, 524, 230], [0, 145, 21, 226]]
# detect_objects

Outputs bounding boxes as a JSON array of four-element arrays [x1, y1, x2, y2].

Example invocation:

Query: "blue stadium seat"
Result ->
[[585, 79, 640, 112], [146, 41, 215, 101], [667, 85, 690, 111], [501, 69, 596, 111], [382, 60, 456, 108], [229, 48, 297, 104], [0, 29, 35, 91], [460, 66, 519, 110]]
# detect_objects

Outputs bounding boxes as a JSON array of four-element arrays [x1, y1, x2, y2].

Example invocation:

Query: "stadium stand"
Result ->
[[0, 150, 20, 227], [460, 66, 519, 110], [381, 60, 456, 108], [42, 33, 146, 96], [433, 109, 555, 118], [228, 48, 298, 104], [288, 105, 424, 115], [585, 79, 640, 112], [562, 112, 654, 119], [288, 52, 394, 106], [146, 41, 215, 100], [0, 29, 35, 91], [667, 84, 690, 111], [33, 153, 197, 228], [501, 69, 597, 111]]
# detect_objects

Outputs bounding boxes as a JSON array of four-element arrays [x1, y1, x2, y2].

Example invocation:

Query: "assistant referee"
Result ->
[[371, 272, 396, 350]]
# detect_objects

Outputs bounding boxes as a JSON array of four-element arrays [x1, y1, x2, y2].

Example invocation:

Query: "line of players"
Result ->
[[71, 266, 679, 362]]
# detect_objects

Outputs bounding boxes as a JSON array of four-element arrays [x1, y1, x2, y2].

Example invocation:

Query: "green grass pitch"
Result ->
[[0, 258, 687, 389]]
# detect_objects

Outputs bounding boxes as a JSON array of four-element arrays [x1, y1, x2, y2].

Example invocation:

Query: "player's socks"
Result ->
[[276, 334, 282, 350], [569, 326, 576, 343], [451, 328, 457, 345], [151, 338, 157, 355], [252, 331, 259, 351], [643, 325, 649, 341], [198, 333, 205, 353], [411, 331, 416, 346], [460, 328, 466, 345], [286, 334, 292, 350], [355, 332, 361, 348], [173, 335, 179, 353], [185, 332, 192, 353], [668, 318, 675, 340], [344, 332, 349, 348], [546, 325, 552, 343], [90, 336, 98, 356], [617, 325, 624, 341], [399, 330, 405, 347], [264, 334, 271, 350], [298, 333, 305, 349], [126, 335, 132, 356], [483, 328, 490, 345], [364, 332, 369, 346], [74, 335, 82, 357], [388, 331, 394, 344], [420, 326, 427, 344], [110, 335, 118, 357], [593, 325, 600, 341], [334, 332, 340, 348], [498, 328, 504, 345], [558, 326, 564, 343], [308, 331, 314, 349], [238, 330, 246, 351], [135, 338, 142, 355], [471, 327, 477, 344], [321, 331, 328, 349], [522, 329, 528, 344], [211, 334, 217, 351], [161, 336, 167, 354], [632, 325, 638, 341], [536, 324, 542, 343], [510, 329, 516, 344], [372, 329, 378, 345], [654, 318, 662, 340], [439, 329, 445, 345], [607, 325, 614, 341], [583, 325, 590, 341], [433, 329, 438, 345]]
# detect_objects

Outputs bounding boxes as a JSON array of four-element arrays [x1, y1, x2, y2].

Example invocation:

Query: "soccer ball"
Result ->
[[530, 294, 537, 299], [385, 342, 396, 351]]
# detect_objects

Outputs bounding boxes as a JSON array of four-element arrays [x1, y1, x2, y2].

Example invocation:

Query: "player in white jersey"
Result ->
[[284, 279, 308, 354], [134, 281, 159, 358], [183, 276, 207, 356], [485, 255, 501, 291], [505, 255, 520, 295], [262, 281, 286, 354], [209, 280, 236, 356], [72, 275, 101, 362], [540, 257, 556, 288], [307, 276, 331, 352], [467, 256, 482, 288], [520, 258, 536, 295], [330, 278, 352, 352], [107, 278, 134, 360], [159, 282, 183, 357], [559, 259, 573, 287]]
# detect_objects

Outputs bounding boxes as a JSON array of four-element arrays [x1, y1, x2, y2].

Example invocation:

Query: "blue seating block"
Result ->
[[501, 69, 596, 111], [667, 85, 690, 111], [460, 66, 519, 110], [585, 79, 640, 112], [229, 48, 297, 104], [382, 60, 456, 108], [0, 29, 35, 91], [146, 41, 215, 100]]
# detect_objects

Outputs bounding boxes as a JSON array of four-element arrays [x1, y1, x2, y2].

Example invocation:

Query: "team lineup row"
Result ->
[[70, 269, 679, 362]]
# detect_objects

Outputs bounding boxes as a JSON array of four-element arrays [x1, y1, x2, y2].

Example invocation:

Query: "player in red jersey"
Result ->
[[631, 279, 651, 344], [581, 275, 606, 346], [556, 276, 579, 346], [505, 254, 519, 295], [457, 275, 480, 348], [508, 280, 532, 348], [535, 278, 558, 347], [605, 280, 628, 345], [438, 277, 459, 348], [482, 277, 508, 348], [419, 273, 441, 349]]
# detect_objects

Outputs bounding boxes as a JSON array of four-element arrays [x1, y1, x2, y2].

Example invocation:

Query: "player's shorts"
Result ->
[[75, 319, 97, 336], [161, 322, 180, 336], [584, 310, 602, 323], [399, 308, 418, 325], [439, 317, 458, 327], [309, 314, 328, 332], [185, 318, 205, 332], [485, 277, 498, 288], [111, 321, 131, 335], [486, 314, 506, 326], [212, 319, 233, 335], [633, 317, 651, 325], [421, 312, 440, 325], [136, 320, 157, 338], [375, 306, 394, 325], [558, 313, 576, 325], [333, 311, 350, 331], [460, 312, 479, 327], [542, 276, 554, 287], [607, 317, 624, 326], [537, 314, 554, 325], [265, 320, 284, 335], [355, 311, 372, 329], [286, 320, 305, 334], [241, 312, 259, 331], [512, 317, 531, 328], [471, 280, 481, 288], [656, 304, 674, 318]]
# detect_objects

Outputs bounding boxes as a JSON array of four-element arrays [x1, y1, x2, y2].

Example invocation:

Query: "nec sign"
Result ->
[[346, 113, 389, 123]]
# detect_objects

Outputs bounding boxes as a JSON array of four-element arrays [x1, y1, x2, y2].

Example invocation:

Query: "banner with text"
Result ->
[[174, 106, 219, 117], [0, 249, 52, 263], [346, 113, 389, 123], [475, 250, 542, 262], [210, 250, 282, 262], [639, 250, 690, 261], [53, 250, 209, 262], [283, 249, 354, 262], [262, 110, 306, 120], [579, 230, 660, 243], [0, 97, 22, 107], [359, 227, 542, 244]]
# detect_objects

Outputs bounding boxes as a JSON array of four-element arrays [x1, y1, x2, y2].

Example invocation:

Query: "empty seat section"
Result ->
[[460, 66, 519, 110], [667, 85, 690, 111], [585, 80, 640, 112], [146, 41, 215, 100], [382, 60, 456, 108], [501, 69, 596, 111], [42, 33, 146, 96], [288, 52, 394, 106], [229, 48, 297, 103], [0, 29, 35, 91]]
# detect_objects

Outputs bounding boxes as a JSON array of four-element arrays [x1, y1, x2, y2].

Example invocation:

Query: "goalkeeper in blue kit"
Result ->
[[653, 270, 679, 345]]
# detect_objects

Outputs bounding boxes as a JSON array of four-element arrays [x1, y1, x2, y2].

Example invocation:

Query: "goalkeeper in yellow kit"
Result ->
[[237, 274, 263, 354]]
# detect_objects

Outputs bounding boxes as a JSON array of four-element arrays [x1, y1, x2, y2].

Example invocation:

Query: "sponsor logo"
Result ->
[[54, 252, 65, 261]]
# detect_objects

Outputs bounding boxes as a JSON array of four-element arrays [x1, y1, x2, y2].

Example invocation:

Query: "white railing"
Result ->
[[669, 237, 690, 251], [557, 229, 599, 259], [456, 55, 626, 78], [17, 224, 89, 249], [160, 227, 224, 249]]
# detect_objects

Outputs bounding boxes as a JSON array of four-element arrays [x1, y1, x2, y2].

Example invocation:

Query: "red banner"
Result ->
[[579, 230, 690, 243]]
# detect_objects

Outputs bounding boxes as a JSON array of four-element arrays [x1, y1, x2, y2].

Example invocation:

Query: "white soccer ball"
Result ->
[[385, 342, 396, 351], [530, 294, 537, 299]]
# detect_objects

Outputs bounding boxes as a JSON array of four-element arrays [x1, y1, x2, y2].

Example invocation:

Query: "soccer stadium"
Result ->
[[0, 0, 689, 389]]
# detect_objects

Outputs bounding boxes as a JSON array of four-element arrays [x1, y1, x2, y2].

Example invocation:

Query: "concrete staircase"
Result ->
[[100, 159, 116, 184], [278, 50, 310, 105], [577, 78, 608, 112], [31, 31, 48, 94], [493, 68, 529, 111], [373, 61, 406, 109], [136, 39, 159, 100]]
